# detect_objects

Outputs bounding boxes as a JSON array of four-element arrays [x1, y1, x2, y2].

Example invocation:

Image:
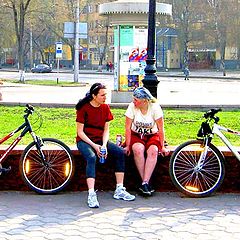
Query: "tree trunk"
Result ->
[[18, 2, 25, 71], [11, 0, 32, 82], [181, 2, 190, 70], [100, 24, 109, 67], [40, 50, 46, 63], [71, 45, 75, 67], [220, 39, 226, 76]]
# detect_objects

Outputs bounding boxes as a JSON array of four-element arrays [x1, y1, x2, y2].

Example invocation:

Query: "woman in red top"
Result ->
[[76, 83, 135, 208]]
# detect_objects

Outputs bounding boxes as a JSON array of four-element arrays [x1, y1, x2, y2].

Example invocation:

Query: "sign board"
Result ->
[[114, 25, 147, 91], [64, 22, 88, 39], [55, 42, 63, 59]]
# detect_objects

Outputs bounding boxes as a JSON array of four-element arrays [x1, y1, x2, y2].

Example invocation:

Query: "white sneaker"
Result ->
[[113, 187, 135, 201], [88, 192, 99, 208]]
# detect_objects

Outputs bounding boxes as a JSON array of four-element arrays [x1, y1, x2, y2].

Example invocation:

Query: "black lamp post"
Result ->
[[142, 0, 159, 98]]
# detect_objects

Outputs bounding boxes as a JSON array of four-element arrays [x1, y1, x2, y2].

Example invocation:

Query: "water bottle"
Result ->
[[99, 146, 106, 164], [116, 134, 122, 147]]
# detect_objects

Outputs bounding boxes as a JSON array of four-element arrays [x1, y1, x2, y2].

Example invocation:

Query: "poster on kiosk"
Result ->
[[114, 25, 148, 91]]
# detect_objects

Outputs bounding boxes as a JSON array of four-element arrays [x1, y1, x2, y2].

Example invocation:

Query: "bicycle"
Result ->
[[169, 108, 240, 197], [0, 104, 74, 194]]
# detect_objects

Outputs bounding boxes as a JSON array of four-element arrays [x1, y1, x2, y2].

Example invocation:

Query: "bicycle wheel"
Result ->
[[20, 138, 74, 194], [169, 140, 225, 197]]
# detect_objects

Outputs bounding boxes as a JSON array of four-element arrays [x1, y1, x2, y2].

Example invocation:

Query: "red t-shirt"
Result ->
[[76, 103, 113, 142]]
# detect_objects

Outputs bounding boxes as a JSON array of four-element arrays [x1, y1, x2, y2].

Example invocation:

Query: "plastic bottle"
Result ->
[[99, 146, 106, 164], [116, 134, 122, 146]]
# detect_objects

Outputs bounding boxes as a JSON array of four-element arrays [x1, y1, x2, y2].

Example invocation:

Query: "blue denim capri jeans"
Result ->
[[77, 140, 125, 178]]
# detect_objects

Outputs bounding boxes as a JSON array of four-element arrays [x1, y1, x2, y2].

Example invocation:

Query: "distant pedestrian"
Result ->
[[106, 62, 110, 71], [183, 67, 190, 80], [109, 62, 113, 72], [75, 83, 135, 208]]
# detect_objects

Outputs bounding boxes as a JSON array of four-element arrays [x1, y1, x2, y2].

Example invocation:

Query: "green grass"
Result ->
[[1, 79, 86, 87], [0, 105, 240, 146]]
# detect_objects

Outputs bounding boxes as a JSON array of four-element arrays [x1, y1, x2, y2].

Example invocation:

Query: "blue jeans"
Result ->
[[77, 140, 125, 178]]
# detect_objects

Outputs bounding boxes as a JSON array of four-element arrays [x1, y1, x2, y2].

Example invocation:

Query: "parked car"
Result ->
[[31, 64, 52, 73]]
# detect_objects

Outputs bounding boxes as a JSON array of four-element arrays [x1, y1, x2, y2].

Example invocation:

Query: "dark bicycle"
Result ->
[[0, 104, 74, 194]]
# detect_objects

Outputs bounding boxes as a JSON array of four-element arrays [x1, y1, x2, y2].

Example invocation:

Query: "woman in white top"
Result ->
[[125, 87, 169, 196]]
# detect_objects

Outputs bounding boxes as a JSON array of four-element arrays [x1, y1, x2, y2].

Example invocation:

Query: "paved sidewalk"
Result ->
[[0, 191, 240, 240]]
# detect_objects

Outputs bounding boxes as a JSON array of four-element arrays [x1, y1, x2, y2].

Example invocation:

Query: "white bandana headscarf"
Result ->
[[133, 87, 154, 100]]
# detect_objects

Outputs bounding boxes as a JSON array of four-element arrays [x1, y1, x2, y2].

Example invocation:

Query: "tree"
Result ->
[[2, 0, 35, 82], [96, 18, 110, 67], [172, 0, 193, 70], [226, 0, 240, 68], [237, 0, 240, 68], [35, 0, 91, 68], [206, 0, 228, 76]]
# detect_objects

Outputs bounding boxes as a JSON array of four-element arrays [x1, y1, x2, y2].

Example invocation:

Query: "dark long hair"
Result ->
[[75, 82, 106, 110]]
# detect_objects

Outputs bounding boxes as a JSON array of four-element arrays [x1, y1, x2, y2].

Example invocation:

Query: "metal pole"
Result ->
[[162, 40, 164, 69], [57, 58, 59, 84], [142, 0, 159, 98], [74, 0, 80, 83], [30, 27, 33, 69]]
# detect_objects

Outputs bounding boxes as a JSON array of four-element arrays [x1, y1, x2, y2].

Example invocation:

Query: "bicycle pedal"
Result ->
[[0, 166, 11, 173]]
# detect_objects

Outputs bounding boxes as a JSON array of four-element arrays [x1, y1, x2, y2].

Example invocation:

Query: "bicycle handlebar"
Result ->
[[24, 104, 34, 117], [197, 109, 221, 138], [203, 108, 222, 119]]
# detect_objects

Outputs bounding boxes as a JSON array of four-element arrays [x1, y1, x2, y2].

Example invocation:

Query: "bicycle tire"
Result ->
[[169, 140, 225, 197], [20, 138, 74, 194]]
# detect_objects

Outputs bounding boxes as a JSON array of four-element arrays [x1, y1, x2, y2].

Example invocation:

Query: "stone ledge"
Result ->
[[0, 145, 240, 193], [0, 145, 237, 157]]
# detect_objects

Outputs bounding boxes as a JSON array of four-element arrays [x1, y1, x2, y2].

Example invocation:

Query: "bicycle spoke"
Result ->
[[20, 138, 74, 194], [170, 140, 225, 197]]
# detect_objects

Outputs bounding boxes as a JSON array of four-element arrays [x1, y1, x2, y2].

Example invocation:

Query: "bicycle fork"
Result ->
[[185, 139, 211, 192], [30, 132, 48, 167], [195, 138, 211, 171]]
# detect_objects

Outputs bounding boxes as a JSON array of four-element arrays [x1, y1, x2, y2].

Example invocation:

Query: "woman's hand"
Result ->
[[101, 145, 108, 158], [93, 144, 108, 158], [93, 143, 102, 157], [124, 146, 131, 156], [160, 146, 170, 157]]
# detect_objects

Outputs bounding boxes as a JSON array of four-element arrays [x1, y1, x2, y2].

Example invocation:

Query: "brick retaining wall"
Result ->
[[1, 146, 240, 193]]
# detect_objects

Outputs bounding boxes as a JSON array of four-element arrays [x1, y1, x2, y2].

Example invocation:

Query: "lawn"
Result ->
[[0, 105, 240, 147], [0, 79, 86, 87]]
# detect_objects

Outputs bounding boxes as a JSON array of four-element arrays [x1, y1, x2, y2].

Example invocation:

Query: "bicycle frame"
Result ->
[[0, 116, 37, 164], [212, 123, 240, 161]]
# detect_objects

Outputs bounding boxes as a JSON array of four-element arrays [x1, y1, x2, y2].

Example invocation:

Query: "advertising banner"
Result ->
[[114, 25, 148, 91]]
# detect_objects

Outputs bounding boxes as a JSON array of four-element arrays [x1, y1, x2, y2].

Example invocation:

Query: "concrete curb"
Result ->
[[0, 101, 240, 110]]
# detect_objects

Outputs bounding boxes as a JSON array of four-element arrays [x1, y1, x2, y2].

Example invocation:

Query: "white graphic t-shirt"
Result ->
[[125, 102, 163, 135]]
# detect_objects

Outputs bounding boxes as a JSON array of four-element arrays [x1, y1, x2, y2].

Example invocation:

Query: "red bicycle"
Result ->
[[0, 104, 74, 194]]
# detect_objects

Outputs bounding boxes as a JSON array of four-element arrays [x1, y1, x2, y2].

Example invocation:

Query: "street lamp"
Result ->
[[142, 0, 159, 98]]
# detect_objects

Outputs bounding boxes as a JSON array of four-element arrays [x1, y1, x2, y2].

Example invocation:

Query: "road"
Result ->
[[0, 71, 114, 105], [0, 71, 113, 85]]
